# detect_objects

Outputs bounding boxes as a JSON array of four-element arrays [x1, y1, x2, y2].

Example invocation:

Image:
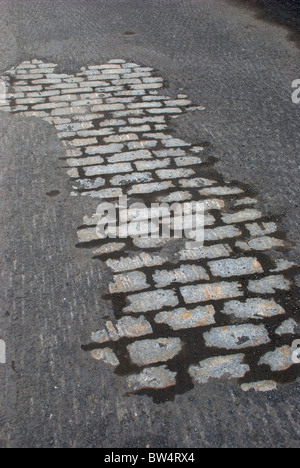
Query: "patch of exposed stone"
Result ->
[[1, 59, 299, 401]]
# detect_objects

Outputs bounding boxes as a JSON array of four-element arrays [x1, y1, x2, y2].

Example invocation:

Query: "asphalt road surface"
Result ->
[[0, 0, 299, 448]]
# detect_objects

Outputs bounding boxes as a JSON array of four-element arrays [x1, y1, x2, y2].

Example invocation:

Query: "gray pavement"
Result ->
[[0, 0, 299, 448]]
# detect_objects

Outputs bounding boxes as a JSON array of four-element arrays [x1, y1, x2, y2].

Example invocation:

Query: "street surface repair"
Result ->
[[0, 0, 299, 448]]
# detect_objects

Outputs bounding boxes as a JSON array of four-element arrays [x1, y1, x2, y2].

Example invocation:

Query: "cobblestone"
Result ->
[[181, 281, 243, 304], [107, 150, 152, 163], [179, 244, 232, 261], [92, 316, 153, 343], [128, 181, 174, 194], [93, 242, 125, 255], [208, 257, 263, 278], [110, 172, 153, 186], [106, 253, 168, 272], [222, 209, 263, 224], [124, 290, 179, 314], [241, 381, 277, 392], [246, 222, 277, 237], [204, 324, 270, 350], [109, 271, 150, 294], [2, 59, 298, 399], [153, 265, 209, 288], [222, 299, 285, 320], [248, 275, 291, 294], [134, 159, 170, 171], [205, 226, 242, 241], [127, 338, 182, 366], [81, 188, 123, 199], [91, 348, 120, 367], [84, 163, 133, 176], [179, 178, 217, 188], [175, 156, 202, 167], [155, 305, 216, 330], [237, 236, 286, 251], [127, 366, 177, 391], [189, 355, 250, 384], [85, 144, 124, 155], [275, 319, 299, 336], [200, 186, 243, 196], [156, 169, 195, 180], [259, 346, 294, 372]]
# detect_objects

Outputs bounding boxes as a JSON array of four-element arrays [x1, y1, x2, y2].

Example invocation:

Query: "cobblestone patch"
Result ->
[[1, 59, 299, 402]]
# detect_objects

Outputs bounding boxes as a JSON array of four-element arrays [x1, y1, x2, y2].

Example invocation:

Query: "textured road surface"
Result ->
[[0, 0, 299, 448]]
